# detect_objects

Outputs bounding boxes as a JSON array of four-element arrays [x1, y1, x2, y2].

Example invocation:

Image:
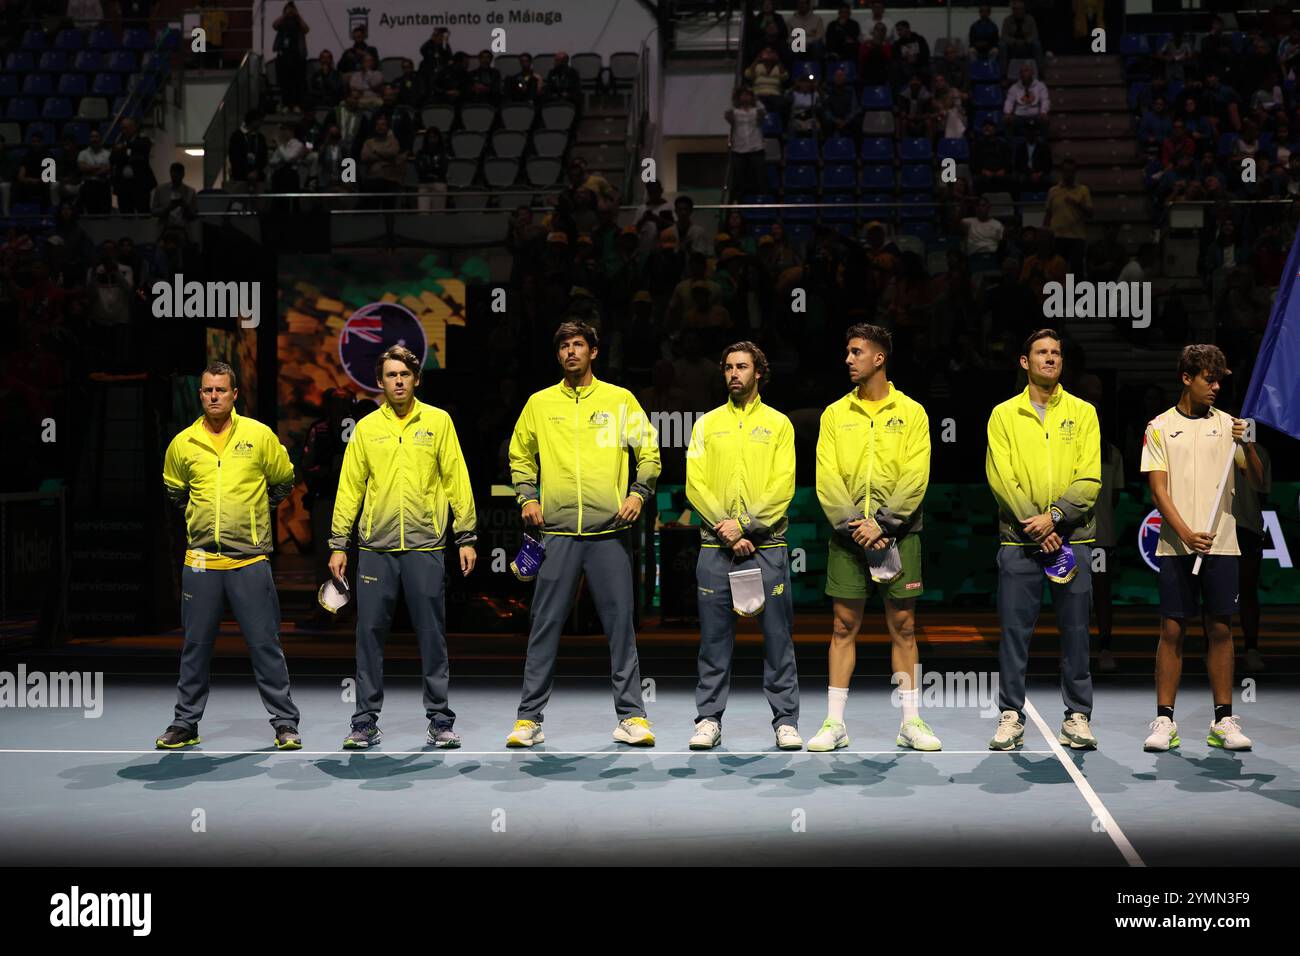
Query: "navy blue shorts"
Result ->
[[1158, 554, 1239, 619]]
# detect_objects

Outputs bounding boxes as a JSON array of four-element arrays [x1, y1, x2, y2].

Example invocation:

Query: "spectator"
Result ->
[[889, 45, 927, 93], [672, 195, 712, 258], [414, 127, 449, 210], [1001, 0, 1042, 70], [635, 180, 672, 256], [1249, 71, 1284, 113], [349, 53, 386, 108], [312, 125, 346, 190], [1012, 123, 1053, 195], [544, 51, 583, 105], [932, 74, 966, 139], [825, 4, 860, 62], [272, 1, 310, 112], [393, 58, 425, 109], [360, 115, 405, 197], [54, 135, 84, 208], [418, 28, 452, 80], [937, 42, 969, 93], [972, 119, 1015, 194], [267, 123, 308, 192], [788, 0, 826, 58], [858, 22, 893, 88], [724, 88, 767, 199], [723, 210, 757, 256], [961, 196, 1004, 256], [1161, 119, 1196, 168], [745, 46, 789, 114], [506, 53, 544, 101], [1179, 95, 1211, 146], [1158, 30, 1195, 83], [0, 136, 16, 215], [1199, 17, 1234, 84], [86, 240, 134, 367], [1202, 72, 1241, 135], [892, 20, 930, 68], [310, 49, 345, 108], [1003, 62, 1049, 133], [228, 110, 268, 184], [13, 132, 49, 210], [746, 0, 788, 62], [120, 0, 153, 31], [1138, 97, 1173, 153], [895, 74, 933, 138], [66, 0, 102, 29], [786, 73, 823, 136], [468, 49, 502, 104], [433, 52, 469, 104], [1019, 229, 1066, 306], [197, 0, 228, 68], [1043, 158, 1092, 274], [866, 1, 894, 43], [969, 4, 1000, 60], [338, 26, 379, 76], [151, 162, 197, 236]]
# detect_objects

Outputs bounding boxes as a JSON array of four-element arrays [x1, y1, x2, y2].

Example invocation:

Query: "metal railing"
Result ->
[[201, 49, 264, 187]]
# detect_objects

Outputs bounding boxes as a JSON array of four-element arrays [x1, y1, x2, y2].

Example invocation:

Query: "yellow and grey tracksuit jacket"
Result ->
[[509, 376, 661, 536], [330, 400, 477, 551], [685, 393, 795, 547], [985, 385, 1101, 545], [816, 383, 930, 541], [162, 411, 294, 559]]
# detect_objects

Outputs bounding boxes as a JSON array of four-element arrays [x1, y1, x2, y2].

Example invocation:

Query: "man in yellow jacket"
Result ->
[[985, 329, 1101, 751], [158, 362, 301, 750], [685, 341, 801, 751], [505, 321, 661, 747], [329, 345, 478, 749], [811, 324, 940, 753]]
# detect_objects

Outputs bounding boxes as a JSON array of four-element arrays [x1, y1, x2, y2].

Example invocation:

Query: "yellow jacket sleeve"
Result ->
[[438, 414, 478, 546], [986, 407, 1036, 522], [508, 397, 540, 509], [816, 408, 859, 535], [1051, 403, 1101, 529], [625, 394, 661, 501], [876, 405, 930, 536], [162, 434, 189, 509], [261, 431, 295, 506], [741, 417, 795, 542], [685, 416, 727, 529], [329, 429, 369, 551]]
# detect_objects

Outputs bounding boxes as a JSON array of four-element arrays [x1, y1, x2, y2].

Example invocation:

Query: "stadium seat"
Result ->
[[743, 193, 778, 224], [446, 158, 478, 188], [525, 156, 561, 187], [784, 137, 818, 163], [21, 29, 47, 50], [900, 165, 934, 189], [793, 60, 821, 82], [761, 111, 783, 137], [25, 121, 56, 143], [58, 73, 88, 96], [74, 51, 102, 71], [54, 29, 85, 51], [782, 193, 817, 221], [450, 130, 486, 158], [531, 129, 568, 158], [822, 136, 855, 162], [484, 157, 520, 188], [898, 137, 932, 162], [572, 53, 603, 86], [861, 111, 894, 136], [491, 129, 527, 159], [88, 27, 118, 52], [860, 137, 892, 161], [500, 103, 535, 131], [532, 54, 555, 76], [937, 138, 970, 161], [541, 101, 576, 130], [62, 120, 90, 145], [22, 74, 54, 96], [973, 109, 1000, 130], [107, 51, 138, 73], [494, 55, 522, 79], [421, 105, 455, 131], [784, 223, 814, 246], [1119, 34, 1149, 55], [609, 52, 639, 84], [76, 97, 109, 120], [783, 165, 817, 191], [821, 164, 855, 191], [122, 28, 152, 51], [824, 193, 857, 221], [972, 84, 1002, 109], [38, 51, 69, 72], [42, 97, 73, 121], [380, 57, 404, 83], [860, 165, 894, 190], [970, 59, 1000, 83], [860, 85, 891, 110], [765, 163, 781, 192], [829, 61, 857, 84], [0, 75, 17, 96], [92, 73, 123, 96], [6, 52, 36, 72], [460, 103, 496, 133], [6, 98, 38, 121]]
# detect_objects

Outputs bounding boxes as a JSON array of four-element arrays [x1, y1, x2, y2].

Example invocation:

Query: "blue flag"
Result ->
[[1242, 226, 1300, 439]]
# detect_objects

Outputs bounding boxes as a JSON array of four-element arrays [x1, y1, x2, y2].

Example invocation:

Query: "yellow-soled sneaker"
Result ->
[[613, 716, 655, 746], [506, 719, 545, 748]]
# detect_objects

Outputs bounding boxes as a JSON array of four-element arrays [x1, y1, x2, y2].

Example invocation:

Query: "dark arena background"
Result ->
[[1, 0, 1297, 929]]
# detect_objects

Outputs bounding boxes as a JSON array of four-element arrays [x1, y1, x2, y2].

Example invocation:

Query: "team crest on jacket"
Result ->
[[588, 410, 610, 427], [749, 425, 772, 442], [1058, 419, 1077, 441], [412, 428, 435, 446], [231, 439, 255, 458], [884, 415, 905, 433]]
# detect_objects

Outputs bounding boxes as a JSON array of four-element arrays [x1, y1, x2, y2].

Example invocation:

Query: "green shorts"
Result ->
[[825, 533, 924, 601]]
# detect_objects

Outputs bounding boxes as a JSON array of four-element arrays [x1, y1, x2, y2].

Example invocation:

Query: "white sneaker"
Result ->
[[612, 716, 655, 746], [896, 716, 942, 751], [1098, 649, 1118, 673], [1143, 716, 1180, 752], [807, 718, 850, 752], [688, 718, 721, 750], [775, 725, 803, 750], [1245, 649, 1266, 673], [1059, 712, 1098, 750], [1208, 715, 1252, 751], [989, 710, 1025, 750], [505, 719, 545, 748]]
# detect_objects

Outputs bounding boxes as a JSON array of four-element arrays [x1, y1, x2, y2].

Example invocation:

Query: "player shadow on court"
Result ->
[[942, 753, 1075, 794], [311, 753, 475, 791], [1133, 750, 1300, 809], [56, 752, 274, 791]]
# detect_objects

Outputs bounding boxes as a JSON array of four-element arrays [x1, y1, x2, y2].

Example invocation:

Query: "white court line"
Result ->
[[0, 748, 1055, 757], [1023, 698, 1145, 868]]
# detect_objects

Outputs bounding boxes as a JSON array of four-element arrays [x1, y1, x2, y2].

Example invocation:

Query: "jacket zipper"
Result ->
[[215, 458, 222, 550], [574, 388, 583, 533], [865, 416, 876, 523], [397, 420, 406, 550]]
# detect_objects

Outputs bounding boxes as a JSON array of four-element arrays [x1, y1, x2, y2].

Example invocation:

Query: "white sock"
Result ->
[[900, 688, 920, 723], [827, 686, 848, 723]]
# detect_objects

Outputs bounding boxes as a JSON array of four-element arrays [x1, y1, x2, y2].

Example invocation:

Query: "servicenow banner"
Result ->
[[258, 0, 658, 64]]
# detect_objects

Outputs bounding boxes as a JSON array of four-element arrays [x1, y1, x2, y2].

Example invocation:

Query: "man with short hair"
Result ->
[[505, 322, 661, 747], [151, 161, 197, 236], [1044, 156, 1092, 275], [77, 128, 113, 214], [1003, 62, 1049, 134], [1140, 345, 1263, 752], [985, 330, 1101, 751], [330, 345, 478, 749], [339, 25, 379, 75], [961, 196, 1004, 256], [810, 325, 938, 753], [685, 341, 801, 751], [158, 363, 301, 749]]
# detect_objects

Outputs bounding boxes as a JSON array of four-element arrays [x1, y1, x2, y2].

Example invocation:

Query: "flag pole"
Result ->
[[1191, 442, 1238, 576]]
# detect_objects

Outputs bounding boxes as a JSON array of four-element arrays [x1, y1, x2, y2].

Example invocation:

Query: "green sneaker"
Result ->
[[897, 716, 942, 751], [989, 710, 1025, 751], [807, 718, 850, 752]]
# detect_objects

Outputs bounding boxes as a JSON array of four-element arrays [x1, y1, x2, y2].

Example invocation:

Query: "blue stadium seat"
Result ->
[[784, 136, 818, 163], [74, 51, 103, 71], [144, 52, 171, 74], [902, 221, 938, 242], [1128, 82, 1149, 112], [88, 28, 118, 52], [793, 60, 821, 82], [0, 75, 18, 96], [970, 59, 1000, 83], [824, 193, 857, 220], [54, 29, 85, 51], [122, 28, 152, 51], [22, 74, 54, 96], [784, 165, 818, 191], [901, 165, 934, 189], [937, 137, 970, 161], [973, 109, 1001, 130], [38, 51, 69, 72], [6, 98, 38, 120], [829, 60, 857, 84], [860, 85, 891, 109], [822, 136, 855, 162], [107, 51, 138, 73], [860, 137, 892, 161], [898, 137, 932, 162], [765, 164, 782, 192], [972, 84, 1002, 109], [42, 97, 73, 121], [860, 165, 894, 190], [744, 194, 778, 224], [782, 194, 817, 222], [1229, 32, 1246, 55], [822, 164, 856, 191], [1120, 34, 1148, 55], [26, 121, 56, 143], [62, 120, 91, 145], [160, 28, 181, 51], [6, 52, 36, 72], [1217, 132, 1237, 157], [21, 29, 47, 50], [761, 110, 783, 137], [785, 223, 815, 246], [1021, 191, 1048, 202], [92, 73, 123, 96], [58, 73, 88, 96], [899, 194, 933, 219], [1166, 79, 1183, 103]]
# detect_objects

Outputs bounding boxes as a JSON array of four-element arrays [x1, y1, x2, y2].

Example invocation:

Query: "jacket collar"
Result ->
[[1018, 383, 1065, 415], [380, 398, 425, 423], [726, 390, 764, 417], [847, 381, 896, 414], [559, 374, 601, 401], [188, 410, 240, 450]]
